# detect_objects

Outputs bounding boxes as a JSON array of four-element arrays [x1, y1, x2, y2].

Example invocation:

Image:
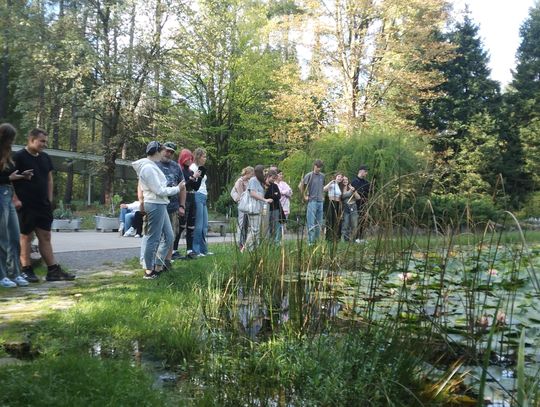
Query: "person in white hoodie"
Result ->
[[132, 141, 184, 279]]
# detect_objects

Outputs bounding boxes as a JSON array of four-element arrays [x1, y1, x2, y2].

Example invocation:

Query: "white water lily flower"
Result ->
[[496, 311, 506, 325], [399, 272, 415, 282]]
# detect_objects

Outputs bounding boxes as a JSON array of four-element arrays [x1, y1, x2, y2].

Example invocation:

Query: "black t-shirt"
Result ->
[[13, 149, 54, 209], [351, 177, 370, 208], [0, 162, 15, 185], [265, 183, 281, 211]]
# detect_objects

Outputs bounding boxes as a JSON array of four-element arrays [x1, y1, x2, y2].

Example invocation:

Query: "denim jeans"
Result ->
[[268, 209, 281, 243], [342, 209, 358, 242], [306, 200, 324, 245], [0, 185, 22, 280], [140, 203, 173, 270], [193, 192, 208, 254]]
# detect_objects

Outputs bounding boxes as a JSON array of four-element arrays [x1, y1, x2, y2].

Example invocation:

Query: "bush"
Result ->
[[52, 200, 73, 219], [415, 194, 501, 228], [519, 191, 540, 218], [214, 185, 236, 216]]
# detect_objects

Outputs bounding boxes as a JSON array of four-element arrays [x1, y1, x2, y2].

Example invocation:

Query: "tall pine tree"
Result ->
[[504, 3, 540, 202], [418, 15, 502, 196]]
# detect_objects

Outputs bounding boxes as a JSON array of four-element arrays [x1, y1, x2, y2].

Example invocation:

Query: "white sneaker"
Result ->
[[134, 234, 141, 238], [123, 227, 136, 237], [14, 276, 29, 287], [1, 277, 17, 288]]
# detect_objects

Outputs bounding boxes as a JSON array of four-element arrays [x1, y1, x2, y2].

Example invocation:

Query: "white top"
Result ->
[[132, 158, 179, 204], [126, 201, 140, 212], [327, 181, 342, 199], [189, 162, 207, 195]]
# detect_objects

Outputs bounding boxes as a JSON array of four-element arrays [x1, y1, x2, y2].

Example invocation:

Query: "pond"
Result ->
[[232, 242, 540, 405]]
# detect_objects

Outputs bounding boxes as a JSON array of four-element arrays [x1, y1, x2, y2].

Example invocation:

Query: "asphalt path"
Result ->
[[50, 230, 235, 271]]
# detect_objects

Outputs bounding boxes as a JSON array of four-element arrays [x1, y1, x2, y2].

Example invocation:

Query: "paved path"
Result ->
[[50, 230, 235, 271]]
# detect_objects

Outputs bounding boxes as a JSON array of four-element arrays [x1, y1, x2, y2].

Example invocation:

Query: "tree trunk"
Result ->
[[64, 95, 78, 203], [50, 94, 61, 149], [0, 0, 10, 121]]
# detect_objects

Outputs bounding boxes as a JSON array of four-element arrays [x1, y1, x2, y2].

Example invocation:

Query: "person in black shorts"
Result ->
[[13, 128, 75, 282]]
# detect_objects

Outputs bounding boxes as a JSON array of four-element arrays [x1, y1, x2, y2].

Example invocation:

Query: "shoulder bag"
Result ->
[[238, 190, 261, 214]]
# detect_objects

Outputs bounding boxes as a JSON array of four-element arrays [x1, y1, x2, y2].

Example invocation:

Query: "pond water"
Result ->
[[232, 242, 540, 404]]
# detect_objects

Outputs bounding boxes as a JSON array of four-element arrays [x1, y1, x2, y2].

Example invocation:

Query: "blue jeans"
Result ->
[[0, 185, 22, 280], [306, 200, 324, 244], [193, 192, 208, 254], [119, 208, 134, 231], [140, 203, 173, 270], [268, 209, 281, 243]]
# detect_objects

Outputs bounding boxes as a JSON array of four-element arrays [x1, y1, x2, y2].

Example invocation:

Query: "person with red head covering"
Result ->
[[173, 149, 203, 259]]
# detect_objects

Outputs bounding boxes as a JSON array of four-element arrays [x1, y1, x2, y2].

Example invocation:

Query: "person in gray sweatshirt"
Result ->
[[132, 141, 184, 279]]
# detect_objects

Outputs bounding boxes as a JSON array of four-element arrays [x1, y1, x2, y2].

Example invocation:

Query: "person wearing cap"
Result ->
[[298, 159, 325, 245], [132, 141, 184, 279], [157, 141, 186, 268], [351, 165, 371, 242]]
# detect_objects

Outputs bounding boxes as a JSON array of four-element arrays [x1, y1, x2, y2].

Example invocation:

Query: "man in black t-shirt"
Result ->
[[13, 129, 75, 282], [350, 165, 371, 242]]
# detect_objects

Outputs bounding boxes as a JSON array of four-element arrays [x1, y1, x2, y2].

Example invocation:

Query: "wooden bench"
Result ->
[[208, 220, 229, 237]]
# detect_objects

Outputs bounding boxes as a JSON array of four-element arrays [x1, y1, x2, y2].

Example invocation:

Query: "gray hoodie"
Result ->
[[132, 158, 179, 204]]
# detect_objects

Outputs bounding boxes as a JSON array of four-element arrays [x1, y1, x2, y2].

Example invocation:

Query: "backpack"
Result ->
[[231, 182, 240, 202]]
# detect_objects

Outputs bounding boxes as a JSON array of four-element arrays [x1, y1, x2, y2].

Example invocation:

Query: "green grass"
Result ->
[[1, 229, 539, 406], [0, 355, 166, 406]]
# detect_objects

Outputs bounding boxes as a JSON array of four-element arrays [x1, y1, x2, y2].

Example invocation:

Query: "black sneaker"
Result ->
[[46, 265, 75, 281], [171, 251, 183, 260], [143, 270, 159, 279], [21, 267, 40, 283]]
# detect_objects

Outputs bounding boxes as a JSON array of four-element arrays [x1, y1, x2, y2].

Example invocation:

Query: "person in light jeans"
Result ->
[[190, 148, 210, 256], [0, 123, 33, 288], [341, 176, 359, 242], [132, 141, 183, 279], [299, 159, 325, 245]]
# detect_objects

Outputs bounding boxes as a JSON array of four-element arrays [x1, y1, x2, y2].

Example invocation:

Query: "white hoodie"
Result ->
[[132, 158, 179, 204]]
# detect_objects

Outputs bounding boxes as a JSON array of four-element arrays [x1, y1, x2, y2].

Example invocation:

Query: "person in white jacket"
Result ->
[[132, 141, 184, 279]]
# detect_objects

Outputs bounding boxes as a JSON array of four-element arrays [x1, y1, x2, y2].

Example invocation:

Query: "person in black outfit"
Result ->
[[174, 148, 203, 259], [13, 128, 75, 282], [350, 165, 371, 242], [264, 169, 282, 243]]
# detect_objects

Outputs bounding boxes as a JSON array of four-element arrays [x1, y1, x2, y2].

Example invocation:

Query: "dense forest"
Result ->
[[1, 0, 539, 218]]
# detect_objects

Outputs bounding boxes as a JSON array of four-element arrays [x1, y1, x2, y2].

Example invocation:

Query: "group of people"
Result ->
[[230, 165, 293, 251], [227, 159, 370, 251], [300, 159, 370, 245], [1, 124, 75, 288], [1, 124, 372, 286], [131, 141, 212, 279]]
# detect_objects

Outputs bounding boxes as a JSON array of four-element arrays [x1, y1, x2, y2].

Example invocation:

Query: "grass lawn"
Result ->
[[1, 230, 539, 406]]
